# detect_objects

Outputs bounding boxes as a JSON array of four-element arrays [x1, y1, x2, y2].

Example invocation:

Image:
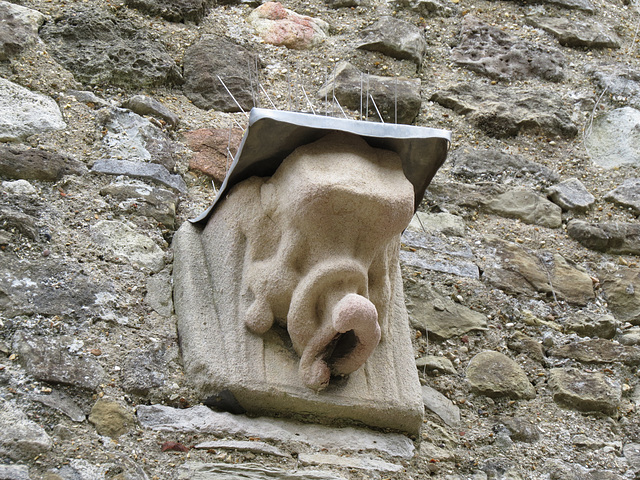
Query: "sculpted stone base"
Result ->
[[173, 134, 423, 433]]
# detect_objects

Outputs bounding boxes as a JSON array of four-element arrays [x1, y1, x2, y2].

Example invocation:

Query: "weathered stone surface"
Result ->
[[32, 389, 87, 423], [101, 108, 179, 172], [482, 238, 595, 306], [100, 179, 178, 228], [90, 220, 165, 272], [46, 459, 107, 480], [619, 327, 640, 346], [526, 16, 620, 49], [547, 178, 595, 212], [0, 206, 38, 240], [544, 0, 595, 11], [452, 16, 565, 82], [587, 64, 640, 107], [174, 134, 423, 433], [585, 107, 640, 169], [39, 6, 182, 88], [484, 187, 562, 228], [120, 94, 179, 129], [0, 1, 45, 61], [544, 459, 625, 480], [298, 453, 402, 473], [549, 338, 640, 365], [401, 230, 480, 278], [91, 159, 187, 193], [137, 404, 415, 458], [89, 399, 136, 438], [177, 462, 348, 480], [125, 0, 210, 23], [145, 269, 173, 317], [451, 147, 559, 185], [182, 34, 257, 112], [183, 127, 244, 183], [416, 355, 457, 375], [317, 62, 421, 124], [406, 283, 487, 338], [623, 443, 640, 473], [121, 346, 167, 396], [563, 312, 618, 339], [2, 179, 37, 195], [422, 385, 460, 427], [407, 211, 465, 237], [14, 332, 105, 391], [358, 16, 426, 66], [507, 332, 545, 363], [567, 220, 640, 255], [393, 0, 456, 17], [466, 351, 535, 399], [0, 464, 30, 480], [494, 416, 540, 443], [604, 179, 640, 214], [247, 2, 329, 50], [0, 252, 114, 319], [0, 78, 66, 142], [549, 368, 621, 415], [0, 400, 52, 461], [193, 440, 288, 457], [431, 83, 578, 138], [601, 268, 640, 325], [327, 0, 361, 7]]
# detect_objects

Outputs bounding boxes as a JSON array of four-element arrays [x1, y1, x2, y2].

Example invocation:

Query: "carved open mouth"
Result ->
[[322, 330, 359, 374]]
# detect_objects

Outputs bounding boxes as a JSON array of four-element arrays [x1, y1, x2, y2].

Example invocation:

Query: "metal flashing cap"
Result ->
[[190, 107, 451, 224]]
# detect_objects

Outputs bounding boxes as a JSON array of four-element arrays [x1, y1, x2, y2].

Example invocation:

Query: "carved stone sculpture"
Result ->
[[173, 109, 450, 433]]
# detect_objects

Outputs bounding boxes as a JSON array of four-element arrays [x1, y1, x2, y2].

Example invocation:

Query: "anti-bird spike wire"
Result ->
[[333, 95, 348, 119], [247, 57, 255, 108], [360, 72, 363, 121], [259, 84, 278, 110], [332, 65, 336, 118], [217, 76, 249, 118], [301, 85, 316, 115], [370, 94, 384, 123], [366, 72, 370, 120], [287, 72, 292, 111], [325, 67, 329, 116], [395, 76, 398, 124]]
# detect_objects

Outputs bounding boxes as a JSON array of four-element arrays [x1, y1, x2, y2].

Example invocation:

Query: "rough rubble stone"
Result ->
[[482, 238, 595, 306], [623, 443, 640, 473], [182, 34, 257, 112], [567, 220, 640, 255], [494, 417, 540, 443], [484, 187, 563, 228], [584, 107, 640, 169], [544, 459, 625, 480], [88, 399, 136, 438], [120, 94, 180, 129], [563, 312, 618, 339], [406, 283, 488, 338], [145, 269, 174, 317], [422, 385, 461, 427], [587, 64, 640, 107], [0, 77, 66, 142], [0, 1, 45, 61], [415, 355, 457, 375], [137, 404, 415, 458], [2, 179, 37, 195], [401, 229, 480, 278], [13, 332, 105, 391], [431, 83, 578, 138], [549, 338, 640, 365], [452, 16, 565, 82], [32, 389, 87, 422], [121, 346, 167, 396], [125, 0, 210, 23], [298, 453, 402, 473], [619, 327, 640, 346], [91, 159, 187, 193], [46, 459, 108, 480], [358, 16, 426, 66], [466, 351, 536, 400], [451, 146, 559, 185], [604, 178, 640, 214], [0, 252, 114, 320], [526, 16, 620, 49], [177, 462, 348, 480], [0, 206, 38, 240], [507, 332, 545, 363], [317, 62, 422, 124], [183, 127, 244, 183], [100, 179, 178, 228], [601, 268, 640, 325], [101, 107, 179, 172], [392, 0, 457, 17], [547, 178, 595, 212], [0, 465, 30, 480], [39, 6, 182, 88], [193, 439, 288, 457], [543, 0, 595, 11], [0, 400, 52, 461], [247, 2, 329, 50], [327, 0, 361, 7], [549, 368, 621, 415], [407, 211, 466, 237], [90, 220, 165, 273]]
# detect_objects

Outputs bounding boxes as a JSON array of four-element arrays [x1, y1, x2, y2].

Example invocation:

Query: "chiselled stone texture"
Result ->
[[173, 133, 423, 433]]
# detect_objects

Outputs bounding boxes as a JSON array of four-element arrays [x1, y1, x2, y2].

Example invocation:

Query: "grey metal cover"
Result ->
[[190, 108, 451, 224]]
